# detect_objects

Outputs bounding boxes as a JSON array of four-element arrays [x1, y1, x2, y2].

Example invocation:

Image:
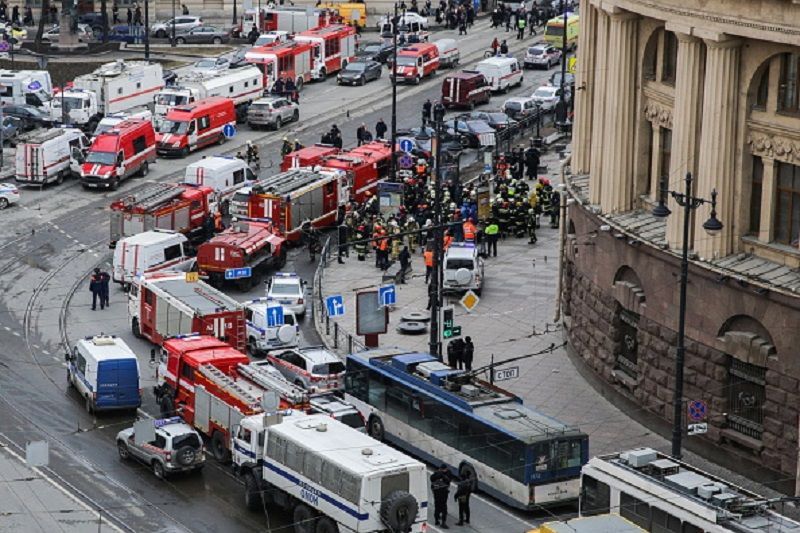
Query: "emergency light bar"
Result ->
[[172, 333, 202, 340], [450, 242, 475, 248], [154, 416, 183, 428], [274, 272, 298, 278]]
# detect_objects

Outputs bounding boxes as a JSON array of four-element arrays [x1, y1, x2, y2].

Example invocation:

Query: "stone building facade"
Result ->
[[565, 0, 800, 493]]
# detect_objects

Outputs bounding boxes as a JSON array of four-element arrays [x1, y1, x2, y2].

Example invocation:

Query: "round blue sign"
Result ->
[[223, 123, 236, 138], [398, 154, 414, 169], [27, 80, 41, 91], [688, 400, 707, 421], [399, 138, 414, 153], [0, 42, 9, 53]]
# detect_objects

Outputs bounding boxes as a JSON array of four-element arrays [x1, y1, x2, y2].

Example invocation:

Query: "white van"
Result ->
[[92, 108, 153, 139], [442, 242, 485, 294], [474, 56, 523, 92], [112, 230, 194, 289], [183, 156, 257, 215], [244, 298, 299, 356], [66, 335, 142, 413], [14, 128, 90, 186], [433, 38, 460, 68]]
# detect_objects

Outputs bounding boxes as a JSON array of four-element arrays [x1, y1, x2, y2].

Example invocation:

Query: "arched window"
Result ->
[[778, 52, 800, 113], [661, 31, 678, 85]]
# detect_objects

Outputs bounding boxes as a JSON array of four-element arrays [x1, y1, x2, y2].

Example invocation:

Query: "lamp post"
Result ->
[[389, 2, 400, 180], [557, 0, 568, 124], [144, 0, 150, 60], [652, 172, 723, 459], [429, 102, 446, 359], [171, 0, 176, 47]]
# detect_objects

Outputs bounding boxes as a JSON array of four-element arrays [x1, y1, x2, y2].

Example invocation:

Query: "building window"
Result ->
[[727, 356, 766, 440], [774, 161, 800, 245], [754, 67, 769, 110], [615, 309, 639, 379], [778, 53, 800, 113], [750, 157, 763, 234], [661, 32, 678, 85], [659, 127, 672, 193]]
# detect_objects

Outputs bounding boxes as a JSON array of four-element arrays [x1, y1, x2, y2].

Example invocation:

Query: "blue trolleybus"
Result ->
[[344, 348, 589, 510]]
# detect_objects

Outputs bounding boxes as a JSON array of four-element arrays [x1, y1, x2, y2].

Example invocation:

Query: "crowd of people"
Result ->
[[0, 1, 34, 26]]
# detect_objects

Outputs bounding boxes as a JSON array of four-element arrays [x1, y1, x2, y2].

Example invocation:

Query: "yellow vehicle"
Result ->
[[527, 514, 645, 533], [544, 13, 579, 50], [321, 1, 368, 28]]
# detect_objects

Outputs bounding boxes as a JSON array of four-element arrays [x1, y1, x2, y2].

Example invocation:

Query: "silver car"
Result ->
[[116, 417, 205, 479], [247, 97, 299, 130], [151, 15, 202, 38], [267, 347, 345, 393]]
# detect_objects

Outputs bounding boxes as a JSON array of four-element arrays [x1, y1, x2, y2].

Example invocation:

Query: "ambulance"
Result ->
[[390, 43, 439, 85]]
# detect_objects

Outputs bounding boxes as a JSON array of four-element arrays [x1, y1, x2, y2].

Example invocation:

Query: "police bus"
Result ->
[[344, 348, 589, 510]]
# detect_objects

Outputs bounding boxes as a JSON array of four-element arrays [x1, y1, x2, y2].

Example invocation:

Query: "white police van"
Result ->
[[243, 298, 299, 356], [443, 242, 485, 295], [66, 335, 141, 413], [266, 272, 306, 317]]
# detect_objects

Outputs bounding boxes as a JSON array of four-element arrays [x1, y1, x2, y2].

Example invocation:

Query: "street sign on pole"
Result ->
[[493, 367, 519, 382], [441, 306, 461, 339], [688, 400, 707, 421], [325, 295, 345, 317], [225, 267, 251, 280], [687, 423, 708, 436], [399, 138, 414, 153], [398, 154, 414, 169], [379, 284, 396, 307], [267, 306, 285, 327], [223, 123, 236, 138]]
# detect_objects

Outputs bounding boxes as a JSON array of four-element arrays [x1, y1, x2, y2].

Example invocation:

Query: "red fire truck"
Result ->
[[129, 272, 246, 352], [245, 40, 314, 92], [318, 141, 392, 202], [279, 143, 339, 172], [153, 335, 310, 461], [229, 169, 343, 241], [294, 24, 357, 80], [109, 182, 214, 247], [235, 6, 339, 36], [196, 218, 287, 290]]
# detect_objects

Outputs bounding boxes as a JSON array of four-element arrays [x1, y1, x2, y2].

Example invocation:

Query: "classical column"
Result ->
[[695, 38, 741, 260], [758, 156, 777, 243], [571, 0, 597, 175], [588, 9, 609, 205], [666, 33, 705, 249], [599, 10, 639, 213]]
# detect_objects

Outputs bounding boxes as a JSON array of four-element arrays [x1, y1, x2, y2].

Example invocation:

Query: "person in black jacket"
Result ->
[[462, 336, 474, 371], [375, 118, 387, 139], [89, 269, 103, 311], [430, 464, 452, 528], [454, 472, 473, 526], [398, 246, 411, 283], [447, 338, 464, 369]]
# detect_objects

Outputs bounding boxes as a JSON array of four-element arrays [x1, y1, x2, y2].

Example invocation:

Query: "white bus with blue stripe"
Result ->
[[344, 348, 589, 511], [232, 412, 428, 533]]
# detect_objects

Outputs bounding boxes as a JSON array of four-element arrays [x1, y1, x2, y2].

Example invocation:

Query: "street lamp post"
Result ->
[[652, 172, 723, 459], [171, 0, 176, 47], [144, 0, 150, 60], [389, 3, 400, 180], [429, 103, 446, 359]]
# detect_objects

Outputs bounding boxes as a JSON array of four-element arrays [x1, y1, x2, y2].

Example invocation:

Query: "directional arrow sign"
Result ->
[[223, 123, 237, 138], [267, 306, 284, 327], [326, 295, 345, 317], [379, 284, 396, 307], [399, 138, 414, 153]]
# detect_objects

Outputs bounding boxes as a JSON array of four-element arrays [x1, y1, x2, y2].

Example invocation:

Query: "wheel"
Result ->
[[368, 415, 385, 441], [159, 394, 174, 417], [292, 109, 299, 122], [315, 517, 338, 533], [414, 76, 421, 85], [138, 162, 149, 177], [176, 37, 186, 45], [211, 430, 231, 463], [319, 68, 327, 79], [117, 441, 130, 461], [152, 461, 166, 479], [55, 171, 64, 185], [110, 177, 120, 191], [212, 37, 222, 44], [85, 395, 94, 414], [0, 198, 9, 210], [156, 29, 166, 38], [180, 146, 189, 157], [294, 379, 305, 389], [274, 117, 282, 130], [277, 250, 287, 268], [67, 370, 74, 388], [244, 472, 262, 511], [293, 503, 315, 533], [359, 75, 366, 86], [131, 318, 142, 338], [247, 337, 261, 357], [468, 101, 475, 111]]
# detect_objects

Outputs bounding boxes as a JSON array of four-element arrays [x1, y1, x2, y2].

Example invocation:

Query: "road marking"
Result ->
[[42, 350, 50, 355], [11, 331, 20, 337], [51, 356, 60, 361]]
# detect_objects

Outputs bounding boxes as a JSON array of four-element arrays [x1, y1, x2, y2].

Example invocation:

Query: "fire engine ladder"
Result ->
[[122, 183, 184, 211], [237, 364, 309, 406], [197, 364, 261, 409]]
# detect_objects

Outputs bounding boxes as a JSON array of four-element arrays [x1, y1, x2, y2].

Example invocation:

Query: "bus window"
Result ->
[[580, 474, 611, 515], [367, 368, 386, 408], [458, 419, 488, 463], [430, 402, 459, 447], [620, 492, 651, 530], [553, 439, 582, 469], [385, 385, 411, 423], [345, 359, 368, 401]]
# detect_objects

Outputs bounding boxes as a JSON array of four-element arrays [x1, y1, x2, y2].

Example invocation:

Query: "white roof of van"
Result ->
[[186, 156, 247, 173], [272, 414, 424, 476], [76, 335, 138, 361], [478, 56, 518, 67], [116, 230, 187, 247]]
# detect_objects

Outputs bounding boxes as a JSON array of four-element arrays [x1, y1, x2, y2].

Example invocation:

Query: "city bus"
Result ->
[[580, 448, 800, 532], [344, 348, 589, 510]]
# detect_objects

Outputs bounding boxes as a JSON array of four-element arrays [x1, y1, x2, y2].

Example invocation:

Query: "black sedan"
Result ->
[[1, 104, 52, 131], [444, 119, 496, 149], [356, 41, 395, 64], [458, 110, 516, 131], [337, 60, 382, 86]]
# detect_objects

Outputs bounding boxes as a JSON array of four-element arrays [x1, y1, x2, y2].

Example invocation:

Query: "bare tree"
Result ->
[[101, 0, 109, 42], [35, 0, 50, 45]]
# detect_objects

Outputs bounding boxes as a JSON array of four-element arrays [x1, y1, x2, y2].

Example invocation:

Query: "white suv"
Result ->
[[244, 299, 299, 356], [116, 417, 205, 479], [443, 242, 485, 295], [266, 273, 306, 317], [267, 347, 345, 392], [151, 16, 202, 38]]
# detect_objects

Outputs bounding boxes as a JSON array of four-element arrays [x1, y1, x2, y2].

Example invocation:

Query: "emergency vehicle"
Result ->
[[318, 141, 392, 202], [229, 169, 343, 241], [318, 1, 367, 28], [153, 67, 263, 122], [236, 6, 338, 36], [81, 119, 156, 189], [279, 143, 339, 172], [232, 412, 428, 533], [390, 43, 439, 85], [433, 38, 460, 68], [14, 128, 90, 186], [474, 56, 524, 92], [244, 299, 299, 356], [196, 218, 287, 290], [109, 182, 214, 247], [183, 156, 257, 214], [156, 97, 235, 157], [293, 24, 357, 80], [0, 69, 53, 106], [129, 272, 246, 351], [153, 334, 310, 461], [441, 70, 492, 109], [112, 230, 194, 289], [245, 40, 314, 92]]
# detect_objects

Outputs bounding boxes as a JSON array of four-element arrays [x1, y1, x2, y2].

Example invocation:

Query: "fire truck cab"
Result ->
[[294, 24, 357, 80], [279, 143, 339, 172], [318, 141, 392, 202], [391, 43, 440, 85], [81, 119, 156, 190], [245, 40, 313, 92]]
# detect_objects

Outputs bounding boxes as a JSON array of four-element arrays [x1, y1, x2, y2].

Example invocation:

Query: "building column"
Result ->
[[695, 38, 741, 260], [599, 10, 639, 213], [666, 33, 705, 249], [571, 0, 597, 175], [758, 156, 777, 243], [588, 8, 609, 205]]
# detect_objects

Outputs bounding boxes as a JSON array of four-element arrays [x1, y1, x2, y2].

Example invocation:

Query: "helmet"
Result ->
[[407, 216, 415, 223], [283, 136, 288, 141], [418, 158, 425, 165]]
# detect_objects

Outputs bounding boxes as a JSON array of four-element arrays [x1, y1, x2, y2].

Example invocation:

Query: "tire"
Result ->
[[55, 171, 64, 185], [414, 76, 421, 85], [277, 250, 287, 268], [275, 117, 282, 130], [152, 461, 166, 479], [244, 472, 262, 511], [67, 370, 74, 389], [380, 490, 418, 533], [110, 177, 120, 191], [248, 337, 260, 357], [211, 430, 231, 463], [176, 37, 186, 45], [0, 198, 9, 210], [131, 318, 142, 338], [459, 462, 478, 491], [156, 29, 166, 38], [293, 503, 315, 533], [212, 37, 222, 44], [174, 445, 197, 466], [159, 394, 174, 417], [315, 517, 338, 533], [319, 68, 327, 79], [359, 75, 366, 86], [138, 162, 149, 177], [368, 415, 385, 441], [180, 146, 189, 158], [117, 441, 130, 461], [294, 379, 305, 389]]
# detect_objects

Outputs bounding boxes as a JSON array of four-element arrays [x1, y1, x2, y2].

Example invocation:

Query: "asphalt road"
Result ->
[[0, 18, 564, 533]]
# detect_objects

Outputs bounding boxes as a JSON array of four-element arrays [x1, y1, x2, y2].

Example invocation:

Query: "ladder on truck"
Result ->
[[237, 363, 309, 407], [120, 183, 184, 211], [197, 364, 261, 410]]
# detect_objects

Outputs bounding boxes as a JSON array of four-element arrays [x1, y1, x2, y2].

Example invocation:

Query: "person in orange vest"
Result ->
[[415, 158, 428, 180], [377, 230, 390, 270], [424, 247, 434, 283], [443, 230, 454, 250], [372, 225, 382, 268], [214, 210, 223, 232], [462, 218, 477, 243]]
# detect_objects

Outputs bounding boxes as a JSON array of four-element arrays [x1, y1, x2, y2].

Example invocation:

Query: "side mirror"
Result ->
[[149, 349, 156, 364], [64, 352, 72, 362]]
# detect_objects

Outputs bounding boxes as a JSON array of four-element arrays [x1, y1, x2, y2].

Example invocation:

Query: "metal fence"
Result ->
[[493, 108, 570, 159]]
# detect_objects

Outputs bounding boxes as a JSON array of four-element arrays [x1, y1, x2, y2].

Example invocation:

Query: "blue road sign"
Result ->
[[225, 267, 252, 280], [379, 284, 396, 306], [27, 80, 41, 91], [0, 42, 9, 53], [223, 123, 236, 138], [399, 138, 414, 153], [688, 400, 707, 421], [325, 295, 345, 317], [483, 163, 492, 174], [267, 306, 285, 327], [398, 154, 414, 169]]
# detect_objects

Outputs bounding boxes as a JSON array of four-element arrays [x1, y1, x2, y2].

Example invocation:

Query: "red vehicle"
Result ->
[[318, 141, 392, 202], [441, 70, 492, 109], [196, 218, 287, 289], [391, 43, 440, 85], [109, 183, 214, 247], [294, 24, 357, 80], [245, 40, 314, 92], [129, 272, 246, 352], [235, 7, 339, 36], [279, 143, 340, 171], [80, 119, 156, 190], [156, 97, 235, 157], [153, 335, 310, 461]]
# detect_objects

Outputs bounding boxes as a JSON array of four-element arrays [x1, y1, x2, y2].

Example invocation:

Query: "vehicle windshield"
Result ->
[[270, 283, 300, 295], [528, 47, 544, 56], [249, 102, 271, 111], [284, 314, 296, 326], [195, 59, 218, 69], [447, 259, 474, 270], [93, 122, 119, 137], [337, 412, 364, 429], [545, 24, 564, 37], [488, 113, 507, 122], [85, 151, 116, 165], [157, 119, 189, 134], [172, 433, 202, 450], [534, 88, 554, 98], [362, 44, 383, 53], [155, 93, 188, 106], [396, 56, 417, 67], [58, 96, 86, 112], [255, 35, 277, 46], [344, 62, 367, 72], [312, 361, 345, 375]]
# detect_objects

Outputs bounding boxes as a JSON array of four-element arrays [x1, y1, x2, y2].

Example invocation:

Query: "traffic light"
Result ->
[[441, 306, 462, 339]]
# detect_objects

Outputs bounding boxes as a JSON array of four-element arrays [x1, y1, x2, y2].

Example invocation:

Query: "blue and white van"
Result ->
[[66, 335, 141, 413]]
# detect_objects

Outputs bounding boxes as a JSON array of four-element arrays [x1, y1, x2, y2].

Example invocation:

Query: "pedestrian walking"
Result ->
[[181, 3, 189, 14], [517, 16, 526, 39], [462, 336, 474, 371], [134, 5, 142, 25], [454, 472, 473, 526], [356, 123, 369, 146], [490, 36, 499, 56], [399, 245, 411, 283], [375, 118, 387, 139], [100, 269, 111, 308], [112, 3, 119, 23], [431, 464, 452, 529], [126, 6, 132, 24], [458, 17, 466, 35], [424, 247, 433, 283], [23, 5, 32, 25], [447, 337, 464, 369], [337, 223, 348, 264], [89, 268, 103, 311], [11, 5, 18, 24], [485, 218, 499, 257], [499, 39, 509, 55], [422, 99, 432, 127]]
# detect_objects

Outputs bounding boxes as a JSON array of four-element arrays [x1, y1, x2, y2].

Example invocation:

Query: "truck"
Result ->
[[0, 69, 53, 107], [196, 218, 287, 290], [14, 128, 90, 186], [112, 230, 195, 289], [153, 67, 263, 123], [109, 182, 214, 247], [228, 169, 344, 241], [318, 141, 392, 202], [153, 334, 311, 461], [279, 143, 339, 172], [183, 156, 257, 215], [48, 61, 164, 132], [232, 412, 428, 533], [245, 40, 314, 92], [293, 24, 357, 80], [128, 272, 246, 352], [236, 6, 339, 36], [80, 118, 157, 190]]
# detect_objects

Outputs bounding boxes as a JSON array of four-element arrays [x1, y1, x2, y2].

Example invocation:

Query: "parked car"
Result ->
[[502, 96, 539, 120], [247, 96, 299, 130], [524, 43, 562, 69], [151, 16, 202, 38], [116, 416, 205, 479], [403, 126, 463, 154], [193, 56, 230, 75], [1, 116, 20, 145], [0, 182, 20, 210], [459, 110, 515, 131], [1, 104, 52, 131], [77, 12, 106, 35], [175, 26, 229, 45], [337, 60, 382, 85], [254, 30, 288, 47], [531, 84, 571, 111], [444, 119, 496, 148], [377, 11, 428, 30], [356, 41, 394, 64], [265, 273, 306, 317], [41, 24, 93, 43], [267, 347, 345, 392], [549, 71, 576, 91], [228, 46, 249, 69]]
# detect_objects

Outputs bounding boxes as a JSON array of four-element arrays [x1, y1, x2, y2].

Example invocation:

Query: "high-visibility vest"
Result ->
[[485, 224, 499, 235], [424, 250, 434, 267], [463, 222, 476, 241], [379, 237, 389, 251], [443, 235, 453, 249]]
